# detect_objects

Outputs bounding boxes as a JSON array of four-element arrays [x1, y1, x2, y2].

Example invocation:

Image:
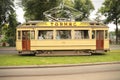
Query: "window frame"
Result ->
[[92, 30, 96, 39], [30, 30, 35, 39], [17, 31, 21, 40]]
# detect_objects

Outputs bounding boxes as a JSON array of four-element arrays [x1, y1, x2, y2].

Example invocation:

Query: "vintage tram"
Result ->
[[16, 21, 109, 55]]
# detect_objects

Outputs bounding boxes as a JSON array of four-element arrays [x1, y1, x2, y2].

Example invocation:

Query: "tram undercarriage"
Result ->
[[18, 49, 109, 56]]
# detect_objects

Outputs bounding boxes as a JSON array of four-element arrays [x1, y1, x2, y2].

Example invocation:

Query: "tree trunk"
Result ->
[[115, 19, 118, 44]]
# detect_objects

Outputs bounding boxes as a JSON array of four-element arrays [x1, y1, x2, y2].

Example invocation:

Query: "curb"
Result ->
[[0, 61, 120, 69]]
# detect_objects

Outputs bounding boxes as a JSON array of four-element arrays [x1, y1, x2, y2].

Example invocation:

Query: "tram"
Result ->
[[16, 21, 109, 55]]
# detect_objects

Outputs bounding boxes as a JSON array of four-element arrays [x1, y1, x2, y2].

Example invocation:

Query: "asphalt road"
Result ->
[[0, 63, 120, 80], [0, 47, 17, 54]]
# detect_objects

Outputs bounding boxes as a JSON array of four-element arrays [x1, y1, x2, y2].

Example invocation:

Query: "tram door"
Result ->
[[96, 30, 104, 50], [22, 31, 30, 51]]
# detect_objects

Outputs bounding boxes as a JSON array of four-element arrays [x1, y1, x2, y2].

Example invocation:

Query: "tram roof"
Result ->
[[18, 21, 108, 28]]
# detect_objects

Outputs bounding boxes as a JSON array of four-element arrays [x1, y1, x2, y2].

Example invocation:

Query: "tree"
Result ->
[[6, 13, 17, 46], [0, 0, 17, 46], [0, 0, 14, 29], [99, 0, 120, 44], [21, 0, 94, 21], [21, 0, 61, 21], [94, 13, 105, 23], [74, 0, 94, 21]]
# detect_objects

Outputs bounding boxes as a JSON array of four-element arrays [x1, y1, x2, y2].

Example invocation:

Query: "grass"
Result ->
[[0, 50, 120, 66]]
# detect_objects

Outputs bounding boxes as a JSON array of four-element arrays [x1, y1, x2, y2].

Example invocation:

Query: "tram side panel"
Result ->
[[104, 30, 109, 51], [16, 30, 22, 51], [16, 40, 96, 53], [30, 39, 96, 51], [16, 40, 22, 51], [104, 39, 109, 51], [16, 39, 109, 53]]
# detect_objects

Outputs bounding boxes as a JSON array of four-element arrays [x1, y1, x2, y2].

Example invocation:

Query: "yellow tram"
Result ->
[[16, 21, 109, 55]]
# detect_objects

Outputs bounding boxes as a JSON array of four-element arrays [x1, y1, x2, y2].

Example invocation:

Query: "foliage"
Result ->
[[0, 0, 17, 46], [21, 0, 61, 21], [74, 0, 94, 21], [109, 29, 120, 36], [0, 24, 9, 43], [0, 0, 14, 29], [1, 24, 9, 35], [6, 13, 17, 46], [64, 0, 74, 7], [21, 0, 94, 21], [0, 14, 17, 46], [94, 13, 104, 23], [99, 0, 120, 44]]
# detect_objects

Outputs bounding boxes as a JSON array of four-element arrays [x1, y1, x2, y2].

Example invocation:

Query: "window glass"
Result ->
[[31, 31, 35, 39], [96, 30, 104, 40], [18, 31, 21, 40], [105, 30, 108, 39], [38, 30, 53, 40], [92, 30, 95, 39], [74, 30, 89, 39], [22, 31, 30, 40], [56, 30, 71, 39]]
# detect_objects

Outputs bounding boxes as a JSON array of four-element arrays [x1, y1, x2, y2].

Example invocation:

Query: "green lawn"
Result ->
[[0, 50, 120, 66]]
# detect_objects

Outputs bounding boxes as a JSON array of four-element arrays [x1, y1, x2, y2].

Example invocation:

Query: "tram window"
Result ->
[[56, 30, 71, 39], [92, 30, 95, 39], [18, 31, 21, 40], [38, 30, 53, 40], [74, 30, 89, 39], [105, 30, 108, 39], [22, 31, 30, 40], [27, 31, 30, 39], [30, 31, 35, 39]]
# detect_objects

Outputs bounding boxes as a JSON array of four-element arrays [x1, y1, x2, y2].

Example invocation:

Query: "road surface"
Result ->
[[0, 47, 17, 54], [0, 63, 120, 80]]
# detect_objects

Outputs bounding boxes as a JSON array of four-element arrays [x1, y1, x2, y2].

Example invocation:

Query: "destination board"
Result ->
[[36, 22, 90, 27]]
